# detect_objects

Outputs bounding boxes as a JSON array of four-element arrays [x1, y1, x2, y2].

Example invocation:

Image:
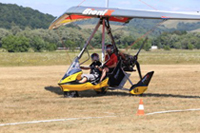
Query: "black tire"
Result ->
[[131, 93, 143, 97], [95, 87, 107, 95], [139, 93, 143, 97], [64, 91, 79, 98]]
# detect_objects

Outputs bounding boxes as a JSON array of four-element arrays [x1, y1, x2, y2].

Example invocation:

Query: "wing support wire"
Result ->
[[78, 19, 101, 59], [78, 17, 118, 61], [102, 19, 106, 63], [56, 29, 72, 64], [126, 19, 168, 51], [105, 18, 119, 54]]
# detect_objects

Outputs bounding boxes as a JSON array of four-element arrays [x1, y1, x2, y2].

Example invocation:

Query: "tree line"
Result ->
[[0, 24, 200, 52], [0, 26, 58, 52], [152, 31, 200, 50], [1, 3, 200, 52]]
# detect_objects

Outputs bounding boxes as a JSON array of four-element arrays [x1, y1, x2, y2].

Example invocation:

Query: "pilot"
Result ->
[[79, 53, 102, 83], [99, 44, 118, 82]]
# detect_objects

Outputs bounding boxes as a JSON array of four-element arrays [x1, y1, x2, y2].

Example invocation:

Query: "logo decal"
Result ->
[[161, 16, 171, 19], [82, 8, 114, 16], [142, 75, 149, 83]]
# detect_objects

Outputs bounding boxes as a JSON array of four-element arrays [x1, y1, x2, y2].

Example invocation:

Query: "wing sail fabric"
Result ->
[[49, 6, 200, 29]]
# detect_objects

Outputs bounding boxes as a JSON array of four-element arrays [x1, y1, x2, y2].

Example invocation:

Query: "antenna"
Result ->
[[106, 0, 109, 8]]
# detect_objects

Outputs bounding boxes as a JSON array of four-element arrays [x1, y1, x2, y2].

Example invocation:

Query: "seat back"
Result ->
[[107, 60, 125, 87]]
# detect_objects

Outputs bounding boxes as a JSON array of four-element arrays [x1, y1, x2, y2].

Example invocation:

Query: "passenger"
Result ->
[[99, 44, 118, 82], [79, 53, 102, 83]]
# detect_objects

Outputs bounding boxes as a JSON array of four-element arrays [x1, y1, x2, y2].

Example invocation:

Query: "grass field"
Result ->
[[0, 50, 200, 132], [0, 49, 200, 66]]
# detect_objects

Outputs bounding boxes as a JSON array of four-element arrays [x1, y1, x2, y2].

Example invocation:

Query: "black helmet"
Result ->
[[91, 53, 99, 61], [106, 44, 114, 53]]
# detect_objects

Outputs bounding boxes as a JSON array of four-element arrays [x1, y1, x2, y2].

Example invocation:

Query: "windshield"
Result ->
[[67, 57, 80, 72], [61, 57, 82, 80]]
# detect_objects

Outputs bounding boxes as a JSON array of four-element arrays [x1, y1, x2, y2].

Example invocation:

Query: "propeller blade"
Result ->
[[136, 37, 148, 57], [136, 61, 142, 80]]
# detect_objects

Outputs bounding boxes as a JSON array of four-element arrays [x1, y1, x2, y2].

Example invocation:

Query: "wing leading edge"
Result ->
[[49, 6, 200, 29]]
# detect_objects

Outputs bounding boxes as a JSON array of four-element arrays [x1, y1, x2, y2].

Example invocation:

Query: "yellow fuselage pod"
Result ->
[[129, 86, 148, 95], [58, 71, 109, 92], [59, 71, 83, 84], [60, 78, 109, 92]]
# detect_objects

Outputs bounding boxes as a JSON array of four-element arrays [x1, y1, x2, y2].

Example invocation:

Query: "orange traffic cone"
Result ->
[[137, 99, 145, 115]]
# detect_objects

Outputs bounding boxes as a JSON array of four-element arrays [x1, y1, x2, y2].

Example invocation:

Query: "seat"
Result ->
[[107, 60, 125, 87]]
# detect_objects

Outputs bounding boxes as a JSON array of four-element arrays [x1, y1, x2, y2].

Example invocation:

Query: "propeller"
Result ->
[[136, 37, 148, 57], [133, 37, 148, 80], [136, 61, 142, 80]]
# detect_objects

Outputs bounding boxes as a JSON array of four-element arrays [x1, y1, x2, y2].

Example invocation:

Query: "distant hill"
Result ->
[[190, 28, 200, 32], [77, 18, 200, 38], [77, 19, 172, 37], [0, 3, 55, 29]]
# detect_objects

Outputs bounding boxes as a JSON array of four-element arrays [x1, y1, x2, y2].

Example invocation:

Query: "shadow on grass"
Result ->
[[107, 91, 200, 99], [142, 93, 200, 99], [44, 86, 200, 99], [45, 86, 63, 95], [44, 86, 129, 97]]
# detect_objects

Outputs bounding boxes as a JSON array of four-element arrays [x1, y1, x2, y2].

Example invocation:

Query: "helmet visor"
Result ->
[[106, 46, 112, 53], [91, 53, 99, 61], [92, 56, 98, 61]]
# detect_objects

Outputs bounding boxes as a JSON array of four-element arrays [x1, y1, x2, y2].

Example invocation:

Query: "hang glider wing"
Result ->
[[49, 6, 200, 29]]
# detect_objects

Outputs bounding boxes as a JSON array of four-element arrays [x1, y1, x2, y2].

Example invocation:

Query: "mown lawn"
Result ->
[[0, 65, 200, 133]]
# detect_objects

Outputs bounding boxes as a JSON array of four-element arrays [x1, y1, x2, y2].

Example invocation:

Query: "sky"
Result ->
[[0, 0, 199, 16]]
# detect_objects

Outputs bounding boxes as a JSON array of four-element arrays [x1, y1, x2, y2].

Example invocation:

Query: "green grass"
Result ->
[[138, 49, 200, 65], [0, 51, 78, 66], [0, 49, 200, 66]]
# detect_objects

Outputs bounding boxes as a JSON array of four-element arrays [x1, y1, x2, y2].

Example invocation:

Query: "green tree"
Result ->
[[0, 3, 55, 29], [11, 23, 21, 35], [0, 28, 11, 47], [65, 39, 75, 51], [30, 36, 46, 52], [187, 43, 194, 50], [45, 42, 57, 51], [2, 35, 30, 52], [144, 40, 152, 51], [163, 45, 171, 51]]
